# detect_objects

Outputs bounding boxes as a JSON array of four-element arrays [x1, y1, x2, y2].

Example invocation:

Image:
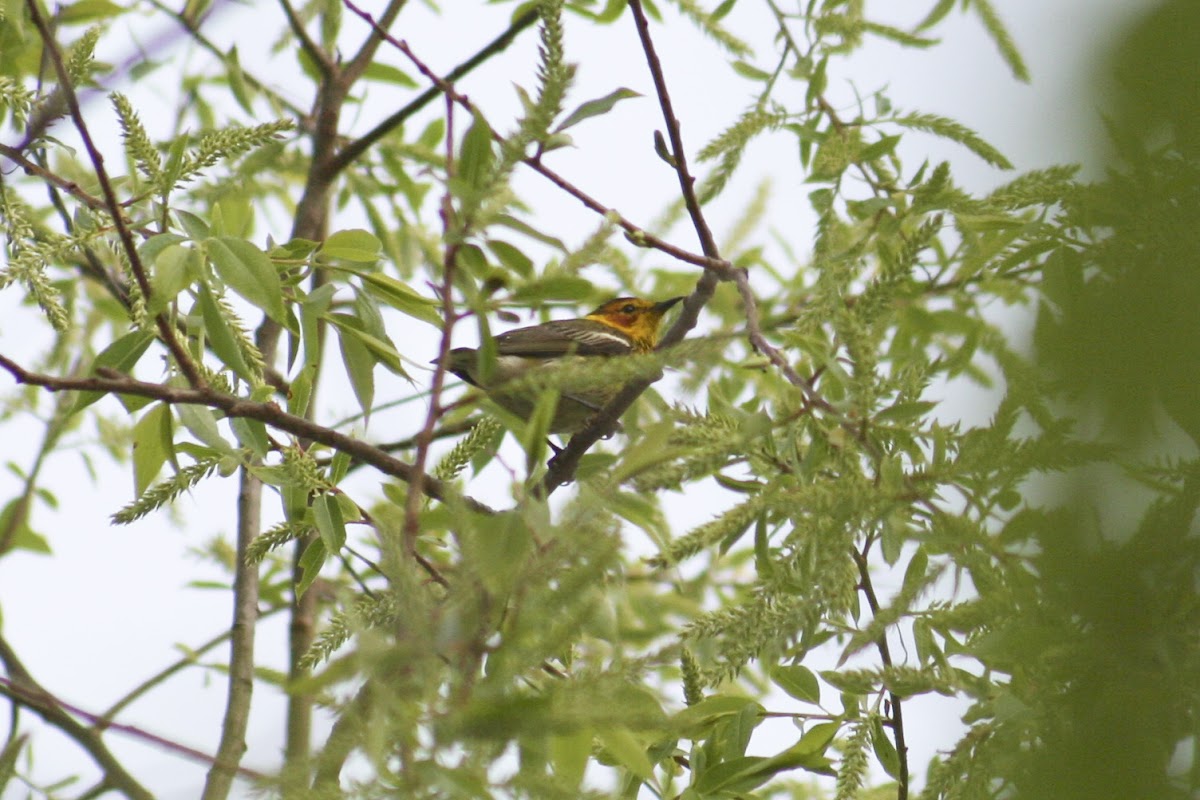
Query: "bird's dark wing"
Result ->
[[493, 319, 634, 358]]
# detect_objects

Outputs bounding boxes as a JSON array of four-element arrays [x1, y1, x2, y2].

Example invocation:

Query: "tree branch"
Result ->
[[200, 468, 264, 800], [851, 546, 910, 800], [0, 354, 497, 515], [279, 0, 333, 77], [0, 636, 153, 800], [332, 7, 537, 173], [341, 0, 732, 277], [24, 0, 205, 388]]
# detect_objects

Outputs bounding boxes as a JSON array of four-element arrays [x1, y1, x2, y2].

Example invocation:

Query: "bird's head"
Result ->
[[585, 296, 684, 351]]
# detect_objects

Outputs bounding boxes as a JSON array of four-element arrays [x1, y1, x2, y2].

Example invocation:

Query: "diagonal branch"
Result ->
[[851, 545, 910, 800], [331, 7, 538, 174], [280, 0, 333, 77], [341, 0, 731, 277], [0, 636, 155, 800], [23, 0, 206, 389], [626, 0, 720, 261], [343, 0, 407, 85], [0, 354, 497, 516]]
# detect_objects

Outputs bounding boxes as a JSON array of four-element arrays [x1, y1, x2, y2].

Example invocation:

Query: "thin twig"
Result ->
[[342, 0, 407, 85], [331, 8, 538, 173], [402, 92, 461, 555], [851, 545, 910, 800], [23, 0, 206, 388], [0, 636, 153, 799], [341, 0, 732, 277], [279, 0, 333, 77], [0, 354, 498, 515], [0, 142, 110, 212]]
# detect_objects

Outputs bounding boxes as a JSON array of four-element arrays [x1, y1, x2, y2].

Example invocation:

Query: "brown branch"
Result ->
[[200, 469, 264, 800], [627, 0, 720, 261], [0, 142, 110, 212], [0, 636, 153, 800], [341, 0, 732, 277], [851, 546, 910, 800], [342, 0, 407, 85], [402, 93, 461, 555], [23, 0, 205, 389], [279, 0, 333, 77], [332, 7, 538, 173], [0, 354, 497, 515]]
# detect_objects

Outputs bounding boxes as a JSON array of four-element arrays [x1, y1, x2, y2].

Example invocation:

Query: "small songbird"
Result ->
[[443, 296, 683, 433]]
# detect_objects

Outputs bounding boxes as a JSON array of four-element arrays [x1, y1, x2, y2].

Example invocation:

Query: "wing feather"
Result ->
[[493, 319, 634, 357]]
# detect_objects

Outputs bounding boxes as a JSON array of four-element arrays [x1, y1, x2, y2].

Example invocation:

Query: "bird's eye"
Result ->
[[621, 304, 636, 314]]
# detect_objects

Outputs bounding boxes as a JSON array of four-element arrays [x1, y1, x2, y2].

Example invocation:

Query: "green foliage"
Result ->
[[111, 456, 222, 524], [2, 0, 1196, 798]]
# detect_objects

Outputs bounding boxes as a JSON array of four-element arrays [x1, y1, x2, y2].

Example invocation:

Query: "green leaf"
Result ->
[[672, 695, 763, 739], [459, 111, 495, 189], [510, 275, 593, 302], [550, 729, 592, 789], [871, 716, 901, 779], [321, 229, 382, 263], [336, 323, 375, 419], [772, 664, 820, 703], [312, 493, 346, 553], [133, 403, 173, 495], [653, 129, 676, 167], [695, 756, 774, 795], [196, 285, 254, 382], [862, 20, 938, 48], [57, 0, 126, 23], [731, 60, 771, 81], [175, 209, 210, 240], [71, 331, 155, 414], [893, 113, 1013, 169], [363, 61, 418, 87], [175, 401, 232, 453], [555, 87, 641, 132], [711, 0, 737, 22], [206, 237, 287, 323], [874, 400, 936, 423], [494, 214, 567, 251], [148, 244, 196, 315], [295, 536, 327, 596], [485, 239, 534, 278], [597, 729, 655, 782], [139, 232, 188, 263], [327, 313, 408, 377], [971, 0, 1030, 82], [0, 499, 51, 554], [230, 417, 270, 458], [224, 46, 254, 115], [902, 546, 929, 596], [355, 271, 442, 327]]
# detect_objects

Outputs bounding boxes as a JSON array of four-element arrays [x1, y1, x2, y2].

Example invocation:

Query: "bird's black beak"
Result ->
[[654, 296, 685, 313]]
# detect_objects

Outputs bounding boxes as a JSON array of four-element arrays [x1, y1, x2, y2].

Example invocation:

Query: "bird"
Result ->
[[442, 296, 683, 433]]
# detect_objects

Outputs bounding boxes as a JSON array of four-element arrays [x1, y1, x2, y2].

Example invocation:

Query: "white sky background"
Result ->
[[0, 0, 1155, 797]]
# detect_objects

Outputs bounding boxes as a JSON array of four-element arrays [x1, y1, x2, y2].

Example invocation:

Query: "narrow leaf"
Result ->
[[555, 87, 641, 132], [206, 237, 287, 323]]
